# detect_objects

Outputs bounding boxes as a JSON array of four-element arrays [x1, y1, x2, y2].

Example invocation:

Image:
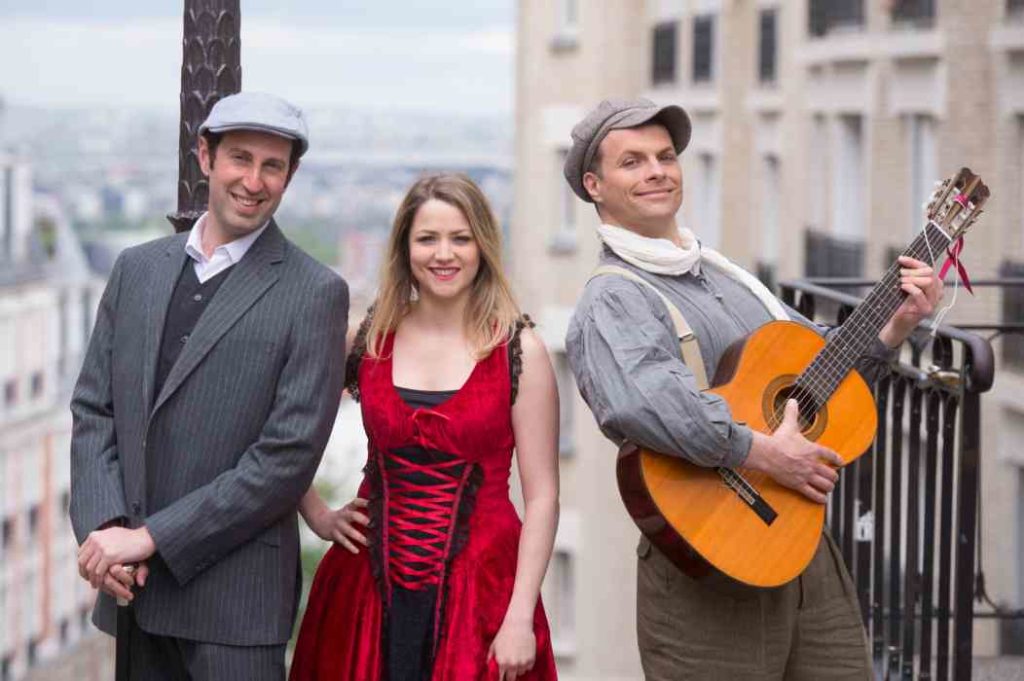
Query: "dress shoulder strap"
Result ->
[[589, 265, 709, 390], [345, 307, 374, 402], [508, 314, 534, 405]]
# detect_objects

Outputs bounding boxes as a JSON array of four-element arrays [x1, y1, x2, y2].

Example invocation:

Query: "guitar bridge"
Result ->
[[716, 467, 778, 526]]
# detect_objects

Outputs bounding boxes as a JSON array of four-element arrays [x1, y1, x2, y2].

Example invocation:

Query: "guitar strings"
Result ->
[[772, 181, 975, 431], [765, 224, 949, 430], [923, 219, 960, 334], [781, 235, 931, 406], [771, 225, 945, 428]]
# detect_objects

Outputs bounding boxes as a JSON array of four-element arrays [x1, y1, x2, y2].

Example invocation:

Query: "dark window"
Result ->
[[693, 15, 715, 83], [60, 618, 70, 645], [756, 262, 777, 293], [759, 9, 778, 83], [804, 230, 866, 317], [651, 22, 677, 85], [809, 0, 865, 37], [27, 505, 39, 539], [891, 0, 935, 27], [27, 640, 37, 667], [30, 371, 43, 398], [2, 656, 11, 681], [1001, 261, 1024, 368], [2, 517, 12, 549], [884, 245, 904, 272], [1011, 0, 1024, 19], [804, 230, 865, 278], [3, 379, 16, 408]]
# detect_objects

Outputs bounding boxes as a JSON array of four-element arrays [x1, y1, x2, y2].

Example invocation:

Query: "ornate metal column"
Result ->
[[168, 0, 242, 233]]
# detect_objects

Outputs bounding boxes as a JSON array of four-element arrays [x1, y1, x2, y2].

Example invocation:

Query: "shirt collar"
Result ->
[[185, 212, 271, 264]]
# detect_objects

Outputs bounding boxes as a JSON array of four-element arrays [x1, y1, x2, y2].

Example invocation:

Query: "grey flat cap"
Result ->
[[198, 92, 309, 157], [563, 97, 691, 202]]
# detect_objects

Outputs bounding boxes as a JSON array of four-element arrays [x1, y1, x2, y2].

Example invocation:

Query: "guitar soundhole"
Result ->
[[763, 376, 828, 441]]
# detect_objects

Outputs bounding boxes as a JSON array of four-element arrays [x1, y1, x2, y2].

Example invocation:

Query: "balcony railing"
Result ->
[[778, 277, 1013, 680]]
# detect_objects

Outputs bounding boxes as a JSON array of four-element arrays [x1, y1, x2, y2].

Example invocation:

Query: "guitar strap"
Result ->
[[589, 265, 709, 391]]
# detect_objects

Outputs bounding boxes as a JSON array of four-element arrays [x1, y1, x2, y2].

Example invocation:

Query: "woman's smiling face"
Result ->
[[408, 198, 481, 303]]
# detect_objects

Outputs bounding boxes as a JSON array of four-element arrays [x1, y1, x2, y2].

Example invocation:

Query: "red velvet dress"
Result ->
[[290, 332, 558, 680]]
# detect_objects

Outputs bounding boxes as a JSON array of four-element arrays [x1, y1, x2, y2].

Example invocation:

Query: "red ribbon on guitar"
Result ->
[[938, 237, 971, 294], [937, 191, 973, 294]]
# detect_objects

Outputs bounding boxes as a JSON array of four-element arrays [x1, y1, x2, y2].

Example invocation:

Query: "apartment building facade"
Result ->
[[0, 152, 109, 681], [514, 1, 1024, 676]]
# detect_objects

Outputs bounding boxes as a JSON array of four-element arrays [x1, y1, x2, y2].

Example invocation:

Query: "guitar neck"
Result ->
[[795, 221, 952, 409]]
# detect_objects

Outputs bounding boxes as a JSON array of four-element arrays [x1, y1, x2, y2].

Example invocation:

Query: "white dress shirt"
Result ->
[[184, 213, 270, 283]]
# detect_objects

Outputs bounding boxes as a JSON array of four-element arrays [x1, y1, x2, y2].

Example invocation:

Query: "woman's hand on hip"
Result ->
[[310, 497, 370, 552]]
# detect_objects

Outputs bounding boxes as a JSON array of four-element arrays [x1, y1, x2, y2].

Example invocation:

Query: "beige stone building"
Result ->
[[0, 152, 110, 680], [513, 1, 1024, 677]]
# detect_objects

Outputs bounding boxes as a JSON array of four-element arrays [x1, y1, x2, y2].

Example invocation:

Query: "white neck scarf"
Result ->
[[597, 223, 789, 321]]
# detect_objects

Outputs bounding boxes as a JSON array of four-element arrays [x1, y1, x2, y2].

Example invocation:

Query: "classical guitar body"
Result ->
[[617, 320, 878, 588], [615, 168, 988, 588]]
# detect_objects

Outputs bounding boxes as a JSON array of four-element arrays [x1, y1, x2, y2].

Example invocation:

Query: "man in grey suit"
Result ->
[[69, 92, 349, 680]]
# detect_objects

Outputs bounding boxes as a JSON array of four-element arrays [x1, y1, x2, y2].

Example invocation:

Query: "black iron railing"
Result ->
[[779, 278, 1003, 681]]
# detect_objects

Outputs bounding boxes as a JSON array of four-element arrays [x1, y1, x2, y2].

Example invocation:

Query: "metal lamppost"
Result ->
[[167, 0, 242, 233], [116, 2, 242, 677]]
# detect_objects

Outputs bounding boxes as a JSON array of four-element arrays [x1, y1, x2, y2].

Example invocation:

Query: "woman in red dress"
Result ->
[[291, 173, 560, 681]]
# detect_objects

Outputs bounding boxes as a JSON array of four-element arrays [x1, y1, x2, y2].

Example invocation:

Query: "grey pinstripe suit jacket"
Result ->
[[69, 222, 348, 646]]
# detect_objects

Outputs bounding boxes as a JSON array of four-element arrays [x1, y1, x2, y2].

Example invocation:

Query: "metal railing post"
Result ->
[[168, 0, 242, 233]]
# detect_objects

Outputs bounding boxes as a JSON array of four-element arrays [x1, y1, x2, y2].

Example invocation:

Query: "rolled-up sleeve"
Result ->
[[566, 281, 752, 468]]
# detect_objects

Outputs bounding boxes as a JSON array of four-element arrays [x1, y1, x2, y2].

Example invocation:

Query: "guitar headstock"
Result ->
[[924, 167, 990, 241]]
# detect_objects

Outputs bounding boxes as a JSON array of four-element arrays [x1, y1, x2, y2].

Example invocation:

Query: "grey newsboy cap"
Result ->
[[563, 97, 691, 202], [198, 92, 309, 157]]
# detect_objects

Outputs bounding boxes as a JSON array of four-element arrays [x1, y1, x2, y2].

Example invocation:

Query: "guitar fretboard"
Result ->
[[792, 221, 951, 414]]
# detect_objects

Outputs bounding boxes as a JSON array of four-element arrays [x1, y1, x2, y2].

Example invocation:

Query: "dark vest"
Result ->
[[153, 259, 235, 399]]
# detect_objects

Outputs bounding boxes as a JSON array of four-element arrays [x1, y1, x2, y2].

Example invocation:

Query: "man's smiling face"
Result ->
[[199, 129, 295, 241], [583, 123, 683, 237]]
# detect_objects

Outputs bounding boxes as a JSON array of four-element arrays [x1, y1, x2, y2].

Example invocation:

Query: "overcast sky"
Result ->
[[0, 1, 515, 115]]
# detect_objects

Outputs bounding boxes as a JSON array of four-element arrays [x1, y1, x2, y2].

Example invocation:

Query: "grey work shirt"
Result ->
[[565, 248, 894, 469]]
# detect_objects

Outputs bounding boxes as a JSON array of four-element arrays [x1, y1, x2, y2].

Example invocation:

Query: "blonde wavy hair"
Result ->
[[365, 173, 521, 359]]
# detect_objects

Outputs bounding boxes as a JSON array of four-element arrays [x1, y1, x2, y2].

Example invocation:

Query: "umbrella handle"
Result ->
[[115, 564, 137, 681]]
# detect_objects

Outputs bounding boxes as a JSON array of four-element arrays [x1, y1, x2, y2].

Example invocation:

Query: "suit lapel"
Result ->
[[151, 222, 287, 417], [143, 237, 189, 413]]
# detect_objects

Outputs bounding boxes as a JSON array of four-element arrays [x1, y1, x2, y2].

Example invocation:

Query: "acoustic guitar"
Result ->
[[617, 167, 989, 587]]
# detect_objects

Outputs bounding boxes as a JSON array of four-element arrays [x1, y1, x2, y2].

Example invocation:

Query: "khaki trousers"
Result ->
[[636, 533, 872, 681]]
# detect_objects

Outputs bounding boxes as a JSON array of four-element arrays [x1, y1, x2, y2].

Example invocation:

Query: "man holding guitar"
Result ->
[[563, 98, 943, 680]]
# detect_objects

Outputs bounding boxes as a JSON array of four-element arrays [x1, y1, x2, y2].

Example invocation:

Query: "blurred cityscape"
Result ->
[[4, 1, 1024, 680], [0, 102, 513, 302]]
